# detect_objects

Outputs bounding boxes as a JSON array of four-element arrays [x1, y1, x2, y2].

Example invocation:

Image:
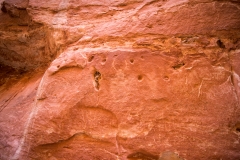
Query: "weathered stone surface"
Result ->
[[21, 46, 239, 160], [0, 0, 240, 160], [0, 66, 45, 159], [0, 0, 62, 70]]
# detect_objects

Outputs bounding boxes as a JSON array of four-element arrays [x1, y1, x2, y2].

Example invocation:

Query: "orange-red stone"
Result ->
[[0, 0, 240, 159]]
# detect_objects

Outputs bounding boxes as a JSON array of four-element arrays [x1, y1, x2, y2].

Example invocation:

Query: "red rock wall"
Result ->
[[0, 0, 240, 160]]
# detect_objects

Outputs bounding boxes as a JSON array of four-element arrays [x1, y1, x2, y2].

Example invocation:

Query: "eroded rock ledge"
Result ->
[[0, 0, 240, 160]]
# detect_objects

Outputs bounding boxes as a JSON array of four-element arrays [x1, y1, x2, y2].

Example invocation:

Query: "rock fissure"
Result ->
[[94, 70, 101, 90]]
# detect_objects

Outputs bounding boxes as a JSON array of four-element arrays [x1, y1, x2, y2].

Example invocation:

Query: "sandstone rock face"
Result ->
[[0, 0, 240, 160]]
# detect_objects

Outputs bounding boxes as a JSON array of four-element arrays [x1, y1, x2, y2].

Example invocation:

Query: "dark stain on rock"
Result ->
[[130, 59, 134, 64]]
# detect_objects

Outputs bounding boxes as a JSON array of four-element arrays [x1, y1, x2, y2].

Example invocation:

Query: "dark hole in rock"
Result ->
[[102, 58, 106, 62], [138, 75, 143, 81], [216, 40, 225, 48], [130, 59, 134, 63], [1, 3, 7, 13], [163, 76, 169, 81], [94, 70, 101, 90], [88, 55, 94, 62], [236, 127, 240, 132], [127, 152, 158, 160], [172, 62, 185, 70]]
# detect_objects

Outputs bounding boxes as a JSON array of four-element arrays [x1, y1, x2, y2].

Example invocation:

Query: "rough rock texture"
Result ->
[[0, 0, 240, 160]]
